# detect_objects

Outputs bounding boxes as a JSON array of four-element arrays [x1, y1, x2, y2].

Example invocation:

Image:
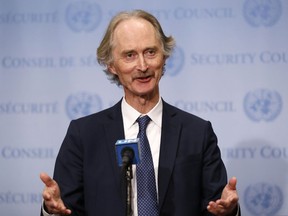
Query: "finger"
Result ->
[[40, 172, 55, 187], [58, 209, 72, 215], [216, 199, 230, 208], [45, 198, 71, 214], [207, 201, 216, 209], [207, 202, 215, 212], [42, 190, 52, 200], [208, 201, 223, 211], [216, 197, 238, 209], [207, 202, 224, 215], [62, 208, 72, 215], [49, 203, 72, 215]]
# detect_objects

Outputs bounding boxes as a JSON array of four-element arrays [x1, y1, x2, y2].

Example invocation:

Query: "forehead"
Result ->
[[112, 18, 161, 50]]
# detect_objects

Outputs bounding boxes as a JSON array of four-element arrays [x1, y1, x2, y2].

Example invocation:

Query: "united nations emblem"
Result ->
[[244, 89, 282, 122], [66, 1, 102, 32], [66, 92, 102, 119], [244, 183, 283, 216], [165, 46, 184, 76], [243, 0, 282, 27]]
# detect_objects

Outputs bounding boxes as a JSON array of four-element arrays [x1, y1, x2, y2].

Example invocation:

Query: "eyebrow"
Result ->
[[121, 49, 134, 55], [121, 46, 159, 54]]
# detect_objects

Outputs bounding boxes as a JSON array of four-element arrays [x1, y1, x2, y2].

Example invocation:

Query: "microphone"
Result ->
[[121, 147, 135, 167], [116, 139, 140, 216], [115, 138, 141, 167]]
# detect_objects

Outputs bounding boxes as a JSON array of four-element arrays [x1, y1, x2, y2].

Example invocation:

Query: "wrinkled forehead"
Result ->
[[112, 18, 161, 47]]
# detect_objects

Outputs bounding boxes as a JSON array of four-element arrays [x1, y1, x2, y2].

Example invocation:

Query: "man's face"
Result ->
[[109, 18, 165, 99]]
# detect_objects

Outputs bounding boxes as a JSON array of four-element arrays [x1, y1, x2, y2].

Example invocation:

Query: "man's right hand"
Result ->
[[40, 172, 72, 215]]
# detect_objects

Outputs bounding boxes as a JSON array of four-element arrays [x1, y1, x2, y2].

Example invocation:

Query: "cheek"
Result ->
[[152, 57, 165, 69], [153, 61, 165, 76], [114, 66, 134, 83], [110, 63, 130, 77]]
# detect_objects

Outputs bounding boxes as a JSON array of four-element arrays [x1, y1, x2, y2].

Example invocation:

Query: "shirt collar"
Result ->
[[121, 97, 163, 130]]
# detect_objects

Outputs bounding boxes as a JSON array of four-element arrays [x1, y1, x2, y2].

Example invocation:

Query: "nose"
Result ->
[[137, 55, 148, 72]]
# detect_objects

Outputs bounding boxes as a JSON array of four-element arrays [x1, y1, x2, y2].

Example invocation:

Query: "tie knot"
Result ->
[[137, 115, 151, 131]]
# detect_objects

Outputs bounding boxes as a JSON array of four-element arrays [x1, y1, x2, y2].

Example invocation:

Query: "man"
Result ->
[[40, 10, 240, 216]]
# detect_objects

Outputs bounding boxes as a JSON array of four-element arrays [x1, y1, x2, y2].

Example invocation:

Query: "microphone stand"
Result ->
[[125, 164, 133, 216], [121, 147, 135, 216]]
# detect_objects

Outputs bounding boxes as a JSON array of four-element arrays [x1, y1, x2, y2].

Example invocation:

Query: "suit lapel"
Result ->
[[158, 101, 182, 210], [103, 100, 126, 203]]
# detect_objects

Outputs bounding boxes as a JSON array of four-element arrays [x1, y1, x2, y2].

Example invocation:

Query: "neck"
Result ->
[[125, 91, 159, 114]]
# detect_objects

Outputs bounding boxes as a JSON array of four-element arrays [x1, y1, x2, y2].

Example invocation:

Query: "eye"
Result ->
[[144, 49, 156, 58], [124, 52, 137, 62]]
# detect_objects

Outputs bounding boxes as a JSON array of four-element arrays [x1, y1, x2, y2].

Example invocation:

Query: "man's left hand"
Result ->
[[207, 177, 239, 216]]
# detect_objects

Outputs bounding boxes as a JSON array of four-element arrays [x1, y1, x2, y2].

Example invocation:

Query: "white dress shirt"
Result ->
[[121, 97, 163, 216]]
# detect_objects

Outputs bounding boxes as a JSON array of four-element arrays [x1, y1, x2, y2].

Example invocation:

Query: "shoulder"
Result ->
[[69, 100, 122, 128], [163, 100, 209, 126]]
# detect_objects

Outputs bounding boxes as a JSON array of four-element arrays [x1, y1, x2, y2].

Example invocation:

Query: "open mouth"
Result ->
[[136, 76, 151, 82]]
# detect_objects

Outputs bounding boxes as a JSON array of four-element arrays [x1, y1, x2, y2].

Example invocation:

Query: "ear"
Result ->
[[163, 55, 168, 61], [108, 64, 117, 75]]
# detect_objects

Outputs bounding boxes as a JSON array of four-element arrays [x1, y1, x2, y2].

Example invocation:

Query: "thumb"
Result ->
[[40, 172, 56, 188], [228, 176, 237, 190]]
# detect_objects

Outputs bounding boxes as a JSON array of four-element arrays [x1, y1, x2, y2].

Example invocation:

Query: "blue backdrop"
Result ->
[[0, 0, 287, 215]]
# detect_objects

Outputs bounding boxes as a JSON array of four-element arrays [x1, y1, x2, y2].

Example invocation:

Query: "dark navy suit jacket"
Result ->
[[48, 99, 230, 216]]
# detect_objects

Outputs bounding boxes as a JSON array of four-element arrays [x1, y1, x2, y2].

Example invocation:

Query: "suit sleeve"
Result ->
[[53, 120, 85, 215], [201, 121, 227, 215]]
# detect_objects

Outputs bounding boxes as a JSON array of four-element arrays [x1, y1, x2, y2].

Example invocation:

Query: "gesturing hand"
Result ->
[[40, 172, 72, 215], [207, 177, 239, 216]]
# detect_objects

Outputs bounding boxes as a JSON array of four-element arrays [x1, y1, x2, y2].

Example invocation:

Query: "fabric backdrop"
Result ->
[[0, 0, 287, 215]]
